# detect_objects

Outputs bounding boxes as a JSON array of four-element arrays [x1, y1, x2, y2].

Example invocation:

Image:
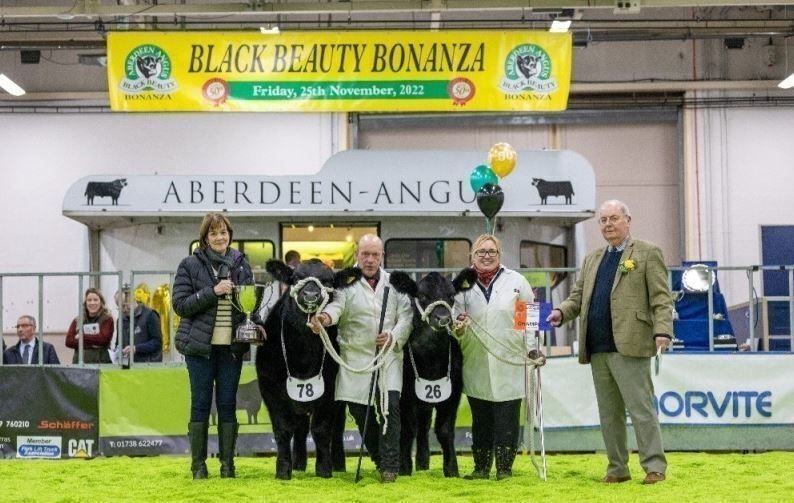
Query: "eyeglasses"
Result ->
[[15, 323, 33, 329], [474, 249, 499, 258], [598, 215, 624, 225]]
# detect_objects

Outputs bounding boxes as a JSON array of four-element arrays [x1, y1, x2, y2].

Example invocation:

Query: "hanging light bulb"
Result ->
[[308, 225, 315, 232]]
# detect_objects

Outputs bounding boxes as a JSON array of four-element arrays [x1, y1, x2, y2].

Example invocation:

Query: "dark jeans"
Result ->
[[348, 390, 401, 473], [185, 345, 243, 423], [468, 396, 521, 452]]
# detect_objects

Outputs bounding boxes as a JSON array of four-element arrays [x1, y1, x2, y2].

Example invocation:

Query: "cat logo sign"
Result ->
[[68, 439, 95, 458]]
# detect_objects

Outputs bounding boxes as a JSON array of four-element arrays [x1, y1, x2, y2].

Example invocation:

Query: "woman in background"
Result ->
[[65, 288, 114, 364], [172, 212, 258, 480]]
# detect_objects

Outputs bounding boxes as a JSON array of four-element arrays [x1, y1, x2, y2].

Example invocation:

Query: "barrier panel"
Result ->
[[2, 355, 793, 458], [0, 366, 99, 459], [3, 266, 794, 459]]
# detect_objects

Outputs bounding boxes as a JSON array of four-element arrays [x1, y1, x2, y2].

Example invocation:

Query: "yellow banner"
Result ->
[[107, 31, 571, 112]]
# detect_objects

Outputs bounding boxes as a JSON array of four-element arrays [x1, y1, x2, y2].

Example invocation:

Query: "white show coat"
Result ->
[[323, 268, 413, 405], [454, 267, 535, 402]]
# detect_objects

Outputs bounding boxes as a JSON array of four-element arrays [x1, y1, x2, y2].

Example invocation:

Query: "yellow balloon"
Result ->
[[152, 283, 173, 352], [134, 283, 152, 306], [488, 143, 517, 178]]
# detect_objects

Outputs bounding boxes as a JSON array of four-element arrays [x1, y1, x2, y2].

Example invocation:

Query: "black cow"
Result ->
[[84, 178, 127, 205], [256, 259, 360, 480], [390, 268, 477, 478], [531, 177, 574, 205]]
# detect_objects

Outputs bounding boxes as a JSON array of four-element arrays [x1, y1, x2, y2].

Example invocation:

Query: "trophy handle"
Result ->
[[227, 285, 244, 313]]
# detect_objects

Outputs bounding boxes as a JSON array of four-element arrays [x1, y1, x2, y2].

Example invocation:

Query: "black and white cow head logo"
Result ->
[[136, 56, 162, 79], [516, 55, 541, 79]]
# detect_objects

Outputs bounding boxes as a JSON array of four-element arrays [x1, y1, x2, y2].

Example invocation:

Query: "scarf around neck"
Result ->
[[474, 264, 500, 288], [204, 247, 235, 277]]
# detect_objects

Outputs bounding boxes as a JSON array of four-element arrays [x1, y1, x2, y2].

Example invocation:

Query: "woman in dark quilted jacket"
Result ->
[[172, 212, 262, 480]]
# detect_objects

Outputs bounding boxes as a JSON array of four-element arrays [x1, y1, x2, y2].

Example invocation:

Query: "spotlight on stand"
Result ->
[[672, 262, 736, 351], [681, 264, 714, 293]]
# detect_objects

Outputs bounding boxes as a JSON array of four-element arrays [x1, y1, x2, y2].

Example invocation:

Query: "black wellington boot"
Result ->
[[218, 422, 239, 478], [464, 447, 493, 480], [495, 446, 517, 480], [188, 422, 209, 480]]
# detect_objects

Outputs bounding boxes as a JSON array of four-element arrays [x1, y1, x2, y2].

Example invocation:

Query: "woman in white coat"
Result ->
[[454, 234, 534, 480]]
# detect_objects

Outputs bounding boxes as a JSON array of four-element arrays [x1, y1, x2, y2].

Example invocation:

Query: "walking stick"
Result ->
[[355, 285, 390, 483], [527, 331, 547, 481]]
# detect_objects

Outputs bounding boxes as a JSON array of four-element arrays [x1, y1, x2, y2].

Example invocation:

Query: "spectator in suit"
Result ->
[[547, 199, 672, 485], [4, 315, 60, 365], [115, 286, 162, 363]]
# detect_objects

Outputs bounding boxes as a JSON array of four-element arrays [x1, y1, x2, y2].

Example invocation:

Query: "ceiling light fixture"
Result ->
[[549, 19, 571, 33], [260, 26, 280, 35], [0, 74, 25, 96]]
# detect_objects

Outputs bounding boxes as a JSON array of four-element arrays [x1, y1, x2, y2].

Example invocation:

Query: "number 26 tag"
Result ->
[[415, 377, 452, 403], [286, 375, 325, 402]]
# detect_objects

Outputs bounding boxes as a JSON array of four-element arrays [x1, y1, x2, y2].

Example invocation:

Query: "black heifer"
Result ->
[[84, 178, 128, 205], [256, 259, 360, 480], [531, 177, 574, 205], [390, 268, 477, 478]]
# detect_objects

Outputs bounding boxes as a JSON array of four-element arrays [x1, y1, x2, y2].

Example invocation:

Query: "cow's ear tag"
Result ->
[[347, 276, 356, 285], [461, 280, 470, 289]]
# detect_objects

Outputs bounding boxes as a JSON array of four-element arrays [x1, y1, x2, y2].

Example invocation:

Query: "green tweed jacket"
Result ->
[[558, 237, 673, 364]]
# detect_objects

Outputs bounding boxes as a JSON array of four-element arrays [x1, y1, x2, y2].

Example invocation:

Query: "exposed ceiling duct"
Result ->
[[1, 1, 793, 105], [0, 2, 793, 49]]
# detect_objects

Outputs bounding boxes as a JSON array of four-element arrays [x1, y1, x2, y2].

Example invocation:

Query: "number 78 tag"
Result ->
[[514, 301, 554, 332]]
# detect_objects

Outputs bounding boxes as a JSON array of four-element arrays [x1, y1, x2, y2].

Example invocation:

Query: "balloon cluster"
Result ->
[[470, 143, 517, 231]]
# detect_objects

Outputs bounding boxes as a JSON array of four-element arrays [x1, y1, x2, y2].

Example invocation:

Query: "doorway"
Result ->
[[281, 222, 378, 269]]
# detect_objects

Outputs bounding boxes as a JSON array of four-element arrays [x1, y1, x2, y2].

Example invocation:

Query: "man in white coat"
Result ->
[[310, 234, 413, 483]]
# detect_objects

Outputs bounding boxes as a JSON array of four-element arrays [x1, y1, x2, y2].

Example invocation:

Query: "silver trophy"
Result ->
[[230, 284, 267, 345]]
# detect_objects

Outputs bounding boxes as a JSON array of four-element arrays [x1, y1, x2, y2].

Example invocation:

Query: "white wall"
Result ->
[[696, 101, 794, 306], [0, 112, 335, 333]]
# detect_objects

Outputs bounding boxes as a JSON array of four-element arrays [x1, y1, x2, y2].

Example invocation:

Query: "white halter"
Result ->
[[289, 276, 334, 314], [413, 298, 454, 332]]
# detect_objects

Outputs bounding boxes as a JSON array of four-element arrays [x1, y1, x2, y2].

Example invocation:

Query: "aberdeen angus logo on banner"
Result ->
[[106, 31, 572, 112]]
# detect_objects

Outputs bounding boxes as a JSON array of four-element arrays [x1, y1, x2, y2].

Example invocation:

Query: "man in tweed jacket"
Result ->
[[548, 199, 673, 485]]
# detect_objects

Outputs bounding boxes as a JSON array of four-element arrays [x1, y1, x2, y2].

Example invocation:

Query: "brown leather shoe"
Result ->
[[642, 472, 666, 485], [603, 474, 631, 483]]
